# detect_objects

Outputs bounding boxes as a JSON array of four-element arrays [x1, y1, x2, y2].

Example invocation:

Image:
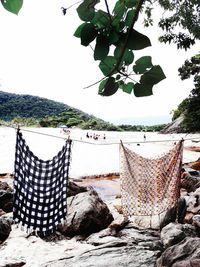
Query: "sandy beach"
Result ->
[[0, 127, 200, 178]]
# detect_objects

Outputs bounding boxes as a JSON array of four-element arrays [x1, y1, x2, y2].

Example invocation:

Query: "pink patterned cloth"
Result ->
[[120, 141, 183, 216]]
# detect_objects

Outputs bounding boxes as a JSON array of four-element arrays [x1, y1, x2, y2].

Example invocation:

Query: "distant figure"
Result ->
[[143, 134, 146, 142], [103, 134, 106, 140], [86, 132, 89, 138]]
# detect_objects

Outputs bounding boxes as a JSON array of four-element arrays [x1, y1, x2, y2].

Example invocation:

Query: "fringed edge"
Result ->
[[12, 216, 68, 237]]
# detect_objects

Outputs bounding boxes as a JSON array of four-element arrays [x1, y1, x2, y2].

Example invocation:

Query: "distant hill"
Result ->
[[0, 91, 120, 130], [0, 91, 167, 131], [0, 91, 69, 120]]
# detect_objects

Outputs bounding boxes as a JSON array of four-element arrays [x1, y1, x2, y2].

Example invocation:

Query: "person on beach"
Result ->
[[143, 134, 146, 142]]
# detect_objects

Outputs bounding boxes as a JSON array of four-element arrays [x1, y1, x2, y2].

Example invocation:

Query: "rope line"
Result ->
[[0, 124, 200, 145]]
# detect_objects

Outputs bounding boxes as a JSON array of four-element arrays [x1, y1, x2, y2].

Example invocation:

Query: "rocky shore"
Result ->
[[0, 165, 200, 267]]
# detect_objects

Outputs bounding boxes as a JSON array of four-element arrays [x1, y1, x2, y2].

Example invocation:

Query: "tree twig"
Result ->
[[109, 0, 146, 76]]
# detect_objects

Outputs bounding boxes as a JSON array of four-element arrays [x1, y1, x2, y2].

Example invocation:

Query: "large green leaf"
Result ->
[[74, 23, 87, 38], [133, 65, 166, 97], [121, 82, 134, 94], [108, 30, 120, 44], [92, 10, 110, 29], [133, 56, 153, 74], [77, 2, 95, 22], [99, 56, 117, 76], [125, 0, 138, 8], [80, 23, 97, 46], [113, 1, 127, 20], [126, 29, 151, 50], [125, 10, 135, 27], [114, 46, 134, 65], [94, 35, 109, 61], [134, 83, 153, 97], [99, 77, 118, 96], [140, 65, 166, 85], [1, 0, 23, 15]]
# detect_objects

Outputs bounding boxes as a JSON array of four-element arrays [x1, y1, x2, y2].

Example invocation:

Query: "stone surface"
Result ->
[[59, 189, 114, 237], [43, 223, 162, 267], [0, 187, 13, 213], [157, 237, 200, 267], [0, 216, 12, 243], [160, 223, 185, 249], [67, 181, 88, 197], [193, 214, 200, 229]]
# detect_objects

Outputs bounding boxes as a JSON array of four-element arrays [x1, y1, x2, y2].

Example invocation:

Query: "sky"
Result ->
[[0, 0, 199, 124]]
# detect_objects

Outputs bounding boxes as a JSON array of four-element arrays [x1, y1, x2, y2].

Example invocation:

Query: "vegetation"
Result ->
[[119, 124, 167, 132], [172, 54, 200, 132], [0, 91, 166, 131], [0, 91, 68, 121]]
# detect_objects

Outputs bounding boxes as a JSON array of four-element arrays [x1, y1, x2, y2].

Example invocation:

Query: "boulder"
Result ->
[[160, 198, 187, 229], [157, 237, 200, 267], [67, 181, 88, 197], [45, 223, 162, 267], [0, 216, 12, 243], [193, 215, 200, 230], [160, 115, 184, 134], [0, 189, 13, 213], [59, 189, 114, 237], [160, 223, 185, 249], [0, 181, 11, 190]]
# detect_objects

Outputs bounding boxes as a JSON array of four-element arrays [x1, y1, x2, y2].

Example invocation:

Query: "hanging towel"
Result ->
[[120, 141, 183, 217], [13, 129, 72, 234]]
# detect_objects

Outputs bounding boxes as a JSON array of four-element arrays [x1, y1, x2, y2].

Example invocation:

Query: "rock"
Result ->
[[59, 189, 114, 237], [181, 175, 200, 193], [160, 198, 187, 229], [67, 181, 88, 197], [193, 214, 200, 229], [108, 214, 129, 234], [160, 115, 184, 134], [0, 209, 6, 217], [160, 223, 186, 249], [157, 237, 200, 267], [0, 216, 12, 243], [0, 261, 26, 267], [0, 181, 10, 190], [0, 189, 13, 213], [45, 224, 162, 267]]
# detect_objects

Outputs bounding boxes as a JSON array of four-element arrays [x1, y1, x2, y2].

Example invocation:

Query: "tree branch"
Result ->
[[83, 77, 105, 89], [104, 0, 112, 22], [109, 0, 146, 76]]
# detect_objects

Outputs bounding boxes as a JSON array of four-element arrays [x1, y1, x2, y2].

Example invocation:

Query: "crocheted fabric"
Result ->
[[120, 141, 183, 217], [13, 129, 72, 234]]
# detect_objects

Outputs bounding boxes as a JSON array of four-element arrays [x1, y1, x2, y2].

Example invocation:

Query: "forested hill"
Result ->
[[0, 91, 166, 131], [0, 91, 121, 130], [0, 91, 69, 120]]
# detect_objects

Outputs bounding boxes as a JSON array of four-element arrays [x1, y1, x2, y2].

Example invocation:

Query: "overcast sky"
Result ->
[[0, 0, 199, 124]]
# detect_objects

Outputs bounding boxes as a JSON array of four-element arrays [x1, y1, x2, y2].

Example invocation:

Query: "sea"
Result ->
[[0, 127, 200, 177]]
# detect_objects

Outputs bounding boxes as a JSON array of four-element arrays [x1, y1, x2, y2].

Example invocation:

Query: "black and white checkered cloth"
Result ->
[[13, 129, 72, 234]]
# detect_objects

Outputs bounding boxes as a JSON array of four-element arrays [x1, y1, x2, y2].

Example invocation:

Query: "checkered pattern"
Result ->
[[120, 141, 183, 217], [13, 129, 72, 234]]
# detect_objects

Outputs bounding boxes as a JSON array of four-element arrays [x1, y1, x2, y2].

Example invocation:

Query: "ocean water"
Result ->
[[0, 127, 200, 177]]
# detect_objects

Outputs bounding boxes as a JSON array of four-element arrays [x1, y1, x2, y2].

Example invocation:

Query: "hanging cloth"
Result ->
[[120, 140, 183, 217], [13, 129, 72, 234]]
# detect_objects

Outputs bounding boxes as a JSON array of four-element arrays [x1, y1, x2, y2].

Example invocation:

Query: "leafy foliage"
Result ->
[[172, 54, 200, 132], [0, 91, 69, 121], [74, 0, 166, 97], [156, 0, 200, 50], [1, 0, 23, 15], [0, 91, 121, 130]]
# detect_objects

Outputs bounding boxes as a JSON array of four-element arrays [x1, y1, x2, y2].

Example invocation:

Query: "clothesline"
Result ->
[[1, 123, 200, 145]]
